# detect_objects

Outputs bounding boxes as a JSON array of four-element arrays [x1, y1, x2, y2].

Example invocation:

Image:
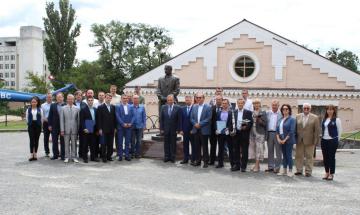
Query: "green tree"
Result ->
[[326, 48, 359, 73], [65, 61, 110, 93], [43, 0, 81, 87], [0, 81, 8, 114], [24, 71, 52, 94], [90, 21, 173, 89]]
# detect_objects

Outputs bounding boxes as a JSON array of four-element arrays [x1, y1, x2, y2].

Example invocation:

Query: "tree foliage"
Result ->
[[65, 61, 110, 93], [326, 48, 359, 72], [43, 0, 81, 87], [90, 21, 173, 89], [24, 71, 52, 94]]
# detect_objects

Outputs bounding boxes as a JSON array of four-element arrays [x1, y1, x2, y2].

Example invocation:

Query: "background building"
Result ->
[[0, 26, 49, 90], [125, 19, 360, 132]]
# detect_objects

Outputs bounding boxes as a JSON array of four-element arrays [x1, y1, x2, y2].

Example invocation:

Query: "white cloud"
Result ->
[[1, 0, 360, 60]]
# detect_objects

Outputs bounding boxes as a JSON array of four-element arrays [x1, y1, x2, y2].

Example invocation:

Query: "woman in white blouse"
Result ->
[[321, 104, 342, 181], [26, 96, 44, 161]]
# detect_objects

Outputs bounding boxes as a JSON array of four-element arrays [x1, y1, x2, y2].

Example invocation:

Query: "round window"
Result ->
[[228, 51, 260, 83], [234, 56, 255, 78]]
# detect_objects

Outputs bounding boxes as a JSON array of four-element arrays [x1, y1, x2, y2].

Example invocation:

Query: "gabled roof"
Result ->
[[126, 19, 360, 89]]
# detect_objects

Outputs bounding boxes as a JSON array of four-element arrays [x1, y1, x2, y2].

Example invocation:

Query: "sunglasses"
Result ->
[[195, 97, 202, 99]]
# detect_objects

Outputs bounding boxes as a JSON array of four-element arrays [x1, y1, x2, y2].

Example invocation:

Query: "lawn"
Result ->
[[0, 120, 27, 130]]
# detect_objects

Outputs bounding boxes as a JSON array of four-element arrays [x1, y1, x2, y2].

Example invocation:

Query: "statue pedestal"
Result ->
[[141, 134, 183, 160]]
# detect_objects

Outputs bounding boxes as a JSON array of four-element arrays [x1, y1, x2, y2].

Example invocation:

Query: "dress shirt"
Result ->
[[197, 104, 204, 123], [237, 108, 244, 130], [41, 102, 52, 120], [268, 110, 279, 131]]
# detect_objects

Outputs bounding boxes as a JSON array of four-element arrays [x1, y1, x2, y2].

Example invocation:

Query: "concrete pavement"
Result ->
[[0, 132, 359, 215]]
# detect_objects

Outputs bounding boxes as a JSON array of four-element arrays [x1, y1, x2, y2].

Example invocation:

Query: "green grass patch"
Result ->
[[0, 120, 27, 130]]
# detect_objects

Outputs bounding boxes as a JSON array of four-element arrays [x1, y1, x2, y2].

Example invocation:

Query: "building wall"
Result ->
[[0, 26, 48, 90]]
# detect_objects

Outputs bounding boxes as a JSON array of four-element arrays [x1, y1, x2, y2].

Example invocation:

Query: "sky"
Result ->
[[0, 0, 359, 62]]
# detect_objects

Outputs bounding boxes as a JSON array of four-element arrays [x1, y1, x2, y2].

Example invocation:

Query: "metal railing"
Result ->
[[339, 130, 360, 149], [145, 115, 159, 132]]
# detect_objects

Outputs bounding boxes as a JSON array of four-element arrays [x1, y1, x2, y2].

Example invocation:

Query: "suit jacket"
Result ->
[[80, 105, 97, 133], [253, 110, 268, 135], [156, 75, 180, 102], [216, 110, 233, 135], [132, 105, 147, 129], [115, 104, 135, 129], [97, 103, 116, 133], [233, 109, 253, 137], [211, 105, 222, 132], [296, 113, 320, 145], [48, 102, 65, 133], [160, 104, 182, 134], [276, 116, 296, 145], [60, 105, 80, 135], [182, 105, 193, 133], [190, 104, 212, 135], [74, 100, 87, 110]]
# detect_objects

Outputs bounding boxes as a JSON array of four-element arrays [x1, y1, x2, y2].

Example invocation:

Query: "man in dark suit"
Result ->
[[48, 92, 66, 160], [190, 92, 212, 168], [80, 97, 99, 163], [97, 93, 116, 162], [160, 94, 182, 163], [232, 98, 253, 172], [209, 94, 223, 165], [180, 95, 194, 164], [116, 94, 135, 161]]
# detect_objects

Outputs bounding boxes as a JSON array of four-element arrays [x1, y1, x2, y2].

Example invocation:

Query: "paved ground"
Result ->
[[0, 132, 359, 215]]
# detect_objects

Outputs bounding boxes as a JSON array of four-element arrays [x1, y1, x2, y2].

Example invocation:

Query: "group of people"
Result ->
[[25, 82, 342, 181], [26, 85, 146, 163], [159, 88, 342, 181]]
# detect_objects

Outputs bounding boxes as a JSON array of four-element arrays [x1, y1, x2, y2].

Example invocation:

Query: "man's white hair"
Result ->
[[303, 102, 312, 109]]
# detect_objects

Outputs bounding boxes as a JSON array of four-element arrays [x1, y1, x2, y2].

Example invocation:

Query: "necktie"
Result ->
[[187, 107, 190, 115], [168, 106, 172, 116]]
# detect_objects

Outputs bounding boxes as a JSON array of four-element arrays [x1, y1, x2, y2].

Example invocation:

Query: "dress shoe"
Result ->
[[180, 160, 188, 164], [231, 166, 240, 171], [170, 159, 175, 163], [50, 156, 58, 160], [102, 159, 107, 163], [326, 174, 334, 181], [265, 168, 274, 173], [84, 159, 88, 163], [118, 157, 123, 161], [125, 157, 131, 161], [208, 161, 215, 165], [107, 158, 114, 161], [203, 163, 208, 168], [305, 173, 312, 177], [216, 164, 224, 168], [192, 162, 201, 166], [135, 155, 141, 159], [294, 172, 303, 176], [91, 158, 100, 162], [163, 159, 170, 163], [28, 157, 34, 161], [241, 169, 246, 172]]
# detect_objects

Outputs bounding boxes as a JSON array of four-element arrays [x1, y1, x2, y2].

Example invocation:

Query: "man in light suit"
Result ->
[[190, 92, 212, 168], [60, 94, 80, 163], [116, 94, 135, 161], [160, 94, 182, 163], [295, 103, 320, 177], [232, 98, 253, 172]]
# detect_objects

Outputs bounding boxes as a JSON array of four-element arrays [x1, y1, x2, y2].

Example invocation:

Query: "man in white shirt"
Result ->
[[83, 89, 99, 108], [266, 99, 282, 173], [41, 92, 53, 157], [110, 85, 121, 105], [242, 89, 254, 111]]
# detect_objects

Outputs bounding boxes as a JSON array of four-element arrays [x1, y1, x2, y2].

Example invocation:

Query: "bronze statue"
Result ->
[[156, 65, 180, 117]]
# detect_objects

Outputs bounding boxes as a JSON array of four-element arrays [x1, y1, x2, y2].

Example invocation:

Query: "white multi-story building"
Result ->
[[0, 26, 49, 90]]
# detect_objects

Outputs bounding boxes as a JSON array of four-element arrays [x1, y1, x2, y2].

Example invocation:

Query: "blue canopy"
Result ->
[[0, 84, 76, 102]]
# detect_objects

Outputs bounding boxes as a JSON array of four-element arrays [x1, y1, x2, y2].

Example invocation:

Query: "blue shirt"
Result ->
[[133, 105, 146, 129], [220, 111, 228, 121], [89, 106, 95, 122], [41, 102, 52, 119]]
